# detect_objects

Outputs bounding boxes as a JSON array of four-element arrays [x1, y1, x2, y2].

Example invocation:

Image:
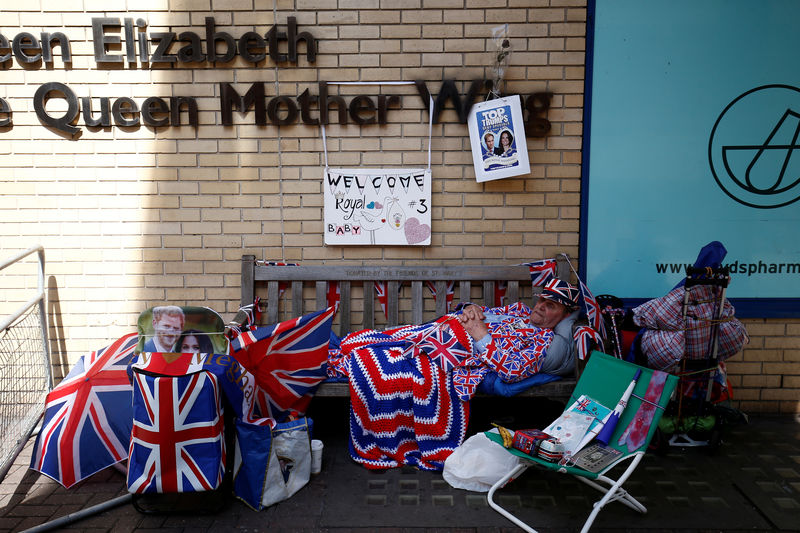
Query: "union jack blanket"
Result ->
[[332, 307, 558, 470], [334, 317, 472, 470], [348, 340, 469, 471]]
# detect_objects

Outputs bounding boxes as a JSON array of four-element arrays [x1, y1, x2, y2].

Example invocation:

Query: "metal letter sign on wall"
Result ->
[[581, 0, 800, 317]]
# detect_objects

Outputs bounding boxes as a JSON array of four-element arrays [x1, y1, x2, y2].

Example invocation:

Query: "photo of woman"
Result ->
[[498, 129, 516, 157], [177, 329, 215, 354]]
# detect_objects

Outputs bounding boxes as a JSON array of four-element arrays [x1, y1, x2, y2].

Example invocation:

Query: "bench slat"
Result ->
[[316, 281, 326, 311], [267, 281, 280, 324], [507, 280, 519, 306], [339, 281, 352, 336], [387, 280, 399, 326], [459, 280, 471, 307], [364, 280, 375, 330], [435, 280, 447, 317], [411, 281, 423, 325], [483, 281, 494, 307], [292, 281, 302, 317]]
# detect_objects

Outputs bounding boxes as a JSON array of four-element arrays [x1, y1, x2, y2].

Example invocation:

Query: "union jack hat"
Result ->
[[540, 278, 580, 310]]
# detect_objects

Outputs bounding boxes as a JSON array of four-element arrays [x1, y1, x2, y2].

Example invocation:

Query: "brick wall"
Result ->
[[0, 0, 796, 414]]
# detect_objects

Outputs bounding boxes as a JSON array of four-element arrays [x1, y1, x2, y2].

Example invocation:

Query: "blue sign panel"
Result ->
[[581, 0, 800, 316]]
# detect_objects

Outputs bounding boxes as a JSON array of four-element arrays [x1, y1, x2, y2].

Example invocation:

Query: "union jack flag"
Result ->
[[425, 280, 455, 312], [127, 369, 225, 493], [231, 307, 335, 422], [574, 325, 604, 361], [404, 318, 472, 373], [579, 279, 607, 338], [416, 328, 470, 373], [522, 259, 558, 287], [576, 396, 592, 411], [30, 333, 139, 489], [494, 281, 507, 307], [326, 281, 340, 310], [375, 281, 403, 319], [261, 261, 299, 298]]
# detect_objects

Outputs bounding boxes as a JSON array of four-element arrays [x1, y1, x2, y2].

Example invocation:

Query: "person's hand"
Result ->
[[458, 305, 489, 340], [458, 304, 485, 323]]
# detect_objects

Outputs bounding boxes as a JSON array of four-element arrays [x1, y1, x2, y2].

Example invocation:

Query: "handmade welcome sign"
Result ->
[[324, 168, 432, 246]]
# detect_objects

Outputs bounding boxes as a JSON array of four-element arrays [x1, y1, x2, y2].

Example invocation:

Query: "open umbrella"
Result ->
[[30, 332, 138, 488]]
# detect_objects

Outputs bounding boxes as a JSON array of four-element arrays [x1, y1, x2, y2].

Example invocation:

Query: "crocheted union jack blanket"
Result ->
[[337, 318, 472, 471]]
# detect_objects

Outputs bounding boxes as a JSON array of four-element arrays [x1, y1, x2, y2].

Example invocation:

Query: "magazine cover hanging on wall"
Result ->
[[468, 95, 530, 182], [324, 168, 432, 246]]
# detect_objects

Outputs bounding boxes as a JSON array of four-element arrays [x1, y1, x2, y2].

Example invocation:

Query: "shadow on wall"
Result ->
[[47, 275, 68, 382]]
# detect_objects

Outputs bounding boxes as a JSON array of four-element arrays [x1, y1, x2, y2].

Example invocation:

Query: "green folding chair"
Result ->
[[485, 351, 678, 533]]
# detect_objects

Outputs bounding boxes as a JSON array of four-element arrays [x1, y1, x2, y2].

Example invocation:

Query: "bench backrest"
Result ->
[[240, 255, 571, 337]]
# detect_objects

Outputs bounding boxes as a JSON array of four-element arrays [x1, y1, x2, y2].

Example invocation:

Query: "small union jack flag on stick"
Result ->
[[522, 259, 558, 287]]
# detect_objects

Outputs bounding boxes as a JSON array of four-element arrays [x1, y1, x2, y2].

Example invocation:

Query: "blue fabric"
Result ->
[[329, 330, 341, 350], [476, 371, 562, 397], [672, 241, 727, 289]]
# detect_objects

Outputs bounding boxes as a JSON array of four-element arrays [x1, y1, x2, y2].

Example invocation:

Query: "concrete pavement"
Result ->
[[2, 397, 799, 533]]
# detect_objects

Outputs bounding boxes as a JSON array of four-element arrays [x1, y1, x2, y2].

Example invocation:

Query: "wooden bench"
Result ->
[[239, 255, 578, 399]]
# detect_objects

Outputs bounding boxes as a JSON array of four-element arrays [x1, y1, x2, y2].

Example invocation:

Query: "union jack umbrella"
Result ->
[[231, 306, 335, 422], [30, 332, 139, 488]]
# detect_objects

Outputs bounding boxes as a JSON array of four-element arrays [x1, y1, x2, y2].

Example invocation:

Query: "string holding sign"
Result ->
[[321, 81, 434, 246]]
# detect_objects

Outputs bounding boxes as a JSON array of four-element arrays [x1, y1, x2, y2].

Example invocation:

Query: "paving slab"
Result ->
[[1, 398, 798, 533]]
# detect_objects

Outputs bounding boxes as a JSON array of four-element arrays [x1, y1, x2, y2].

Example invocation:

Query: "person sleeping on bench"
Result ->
[[450, 278, 581, 398], [332, 278, 586, 470], [328, 278, 584, 400]]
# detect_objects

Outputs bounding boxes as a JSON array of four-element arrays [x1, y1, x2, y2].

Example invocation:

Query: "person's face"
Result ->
[[181, 335, 201, 353], [485, 135, 494, 150], [530, 298, 570, 329], [153, 314, 183, 348], [501, 132, 511, 148]]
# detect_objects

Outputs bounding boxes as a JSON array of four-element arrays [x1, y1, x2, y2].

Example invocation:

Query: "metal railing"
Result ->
[[0, 245, 51, 483]]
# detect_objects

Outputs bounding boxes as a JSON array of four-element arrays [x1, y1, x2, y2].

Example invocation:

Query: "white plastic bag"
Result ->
[[260, 423, 312, 508], [442, 430, 522, 492]]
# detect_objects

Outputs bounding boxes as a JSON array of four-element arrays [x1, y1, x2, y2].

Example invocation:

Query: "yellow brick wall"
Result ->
[[0, 0, 797, 414]]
